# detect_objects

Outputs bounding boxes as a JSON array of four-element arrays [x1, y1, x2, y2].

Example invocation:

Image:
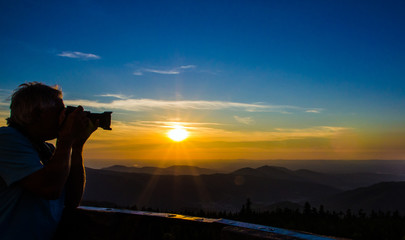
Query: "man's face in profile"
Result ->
[[36, 98, 65, 141]]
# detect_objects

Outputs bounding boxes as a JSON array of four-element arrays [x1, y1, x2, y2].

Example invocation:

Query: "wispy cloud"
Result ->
[[127, 120, 222, 129], [96, 94, 131, 100], [133, 65, 196, 76], [64, 97, 321, 114], [306, 109, 322, 113], [133, 71, 143, 76], [144, 69, 180, 75], [234, 116, 255, 125], [273, 126, 351, 138], [179, 65, 196, 69], [57, 51, 101, 60]]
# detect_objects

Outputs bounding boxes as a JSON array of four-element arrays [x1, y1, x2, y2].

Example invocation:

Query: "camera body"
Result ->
[[65, 106, 112, 130]]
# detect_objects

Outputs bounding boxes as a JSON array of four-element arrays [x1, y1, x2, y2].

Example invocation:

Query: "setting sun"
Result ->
[[167, 126, 189, 142]]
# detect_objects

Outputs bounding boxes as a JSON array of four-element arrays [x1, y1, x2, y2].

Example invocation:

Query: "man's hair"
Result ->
[[7, 82, 63, 126]]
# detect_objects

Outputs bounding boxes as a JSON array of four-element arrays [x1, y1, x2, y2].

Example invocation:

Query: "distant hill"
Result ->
[[215, 160, 405, 175], [90, 160, 405, 175], [231, 165, 405, 190], [83, 167, 340, 211], [83, 165, 405, 213], [101, 165, 219, 176], [318, 182, 405, 213]]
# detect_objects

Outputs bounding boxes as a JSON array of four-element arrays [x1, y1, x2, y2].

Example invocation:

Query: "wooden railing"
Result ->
[[54, 206, 342, 240]]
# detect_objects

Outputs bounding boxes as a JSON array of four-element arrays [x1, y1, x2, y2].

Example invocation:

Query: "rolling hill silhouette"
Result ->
[[83, 165, 405, 213], [231, 165, 405, 190], [83, 167, 339, 211], [101, 165, 218, 176], [320, 181, 405, 213]]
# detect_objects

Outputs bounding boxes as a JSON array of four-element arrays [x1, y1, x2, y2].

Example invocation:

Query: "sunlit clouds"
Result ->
[[83, 118, 371, 167], [191, 126, 353, 142], [59, 95, 360, 163], [89, 120, 354, 144], [64, 97, 322, 113], [84, 118, 405, 167], [85, 119, 353, 151], [57, 51, 101, 60]]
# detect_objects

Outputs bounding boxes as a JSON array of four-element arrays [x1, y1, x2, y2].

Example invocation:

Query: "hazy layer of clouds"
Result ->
[[98, 120, 352, 143], [190, 126, 352, 142], [133, 65, 196, 76], [127, 120, 223, 129], [57, 51, 101, 60], [64, 97, 322, 113], [273, 126, 352, 138]]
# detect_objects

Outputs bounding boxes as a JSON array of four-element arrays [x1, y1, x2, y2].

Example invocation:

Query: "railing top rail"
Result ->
[[79, 206, 338, 240]]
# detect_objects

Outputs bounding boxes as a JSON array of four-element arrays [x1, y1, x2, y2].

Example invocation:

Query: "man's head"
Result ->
[[8, 82, 65, 140]]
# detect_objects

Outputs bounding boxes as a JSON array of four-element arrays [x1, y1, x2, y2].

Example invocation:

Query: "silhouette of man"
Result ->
[[0, 82, 98, 239]]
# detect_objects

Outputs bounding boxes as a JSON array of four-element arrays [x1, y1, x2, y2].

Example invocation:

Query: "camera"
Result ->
[[65, 106, 112, 130]]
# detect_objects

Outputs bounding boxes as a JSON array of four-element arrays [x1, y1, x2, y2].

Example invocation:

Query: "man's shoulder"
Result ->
[[0, 126, 33, 150], [0, 126, 41, 186], [0, 126, 23, 137], [0, 126, 17, 134]]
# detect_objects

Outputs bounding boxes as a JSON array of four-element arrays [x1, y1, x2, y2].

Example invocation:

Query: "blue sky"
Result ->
[[1, 0, 405, 166]]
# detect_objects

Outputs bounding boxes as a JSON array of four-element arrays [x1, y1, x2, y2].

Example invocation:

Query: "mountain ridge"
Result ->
[[101, 164, 219, 176], [84, 167, 340, 211], [83, 165, 405, 213], [318, 181, 405, 213]]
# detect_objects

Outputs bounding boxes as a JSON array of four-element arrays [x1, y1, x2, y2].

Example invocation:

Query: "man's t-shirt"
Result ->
[[0, 126, 65, 240]]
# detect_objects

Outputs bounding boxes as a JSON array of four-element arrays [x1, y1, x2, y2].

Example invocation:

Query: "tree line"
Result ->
[[183, 199, 405, 240]]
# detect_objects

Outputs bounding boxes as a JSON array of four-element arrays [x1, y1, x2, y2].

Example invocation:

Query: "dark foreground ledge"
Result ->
[[54, 206, 342, 240]]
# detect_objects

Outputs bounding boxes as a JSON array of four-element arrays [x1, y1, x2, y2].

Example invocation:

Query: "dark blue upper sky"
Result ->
[[2, 1, 404, 97]]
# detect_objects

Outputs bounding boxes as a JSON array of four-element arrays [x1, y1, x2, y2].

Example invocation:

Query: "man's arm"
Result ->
[[64, 146, 85, 208], [20, 107, 91, 200], [64, 118, 98, 207], [20, 139, 73, 199]]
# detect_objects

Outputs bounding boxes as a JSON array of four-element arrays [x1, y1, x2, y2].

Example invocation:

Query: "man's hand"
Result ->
[[57, 106, 98, 207], [20, 106, 93, 200], [73, 117, 99, 149], [58, 106, 98, 147]]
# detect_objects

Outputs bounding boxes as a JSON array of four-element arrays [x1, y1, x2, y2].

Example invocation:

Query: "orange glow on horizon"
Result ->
[[82, 120, 405, 165]]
